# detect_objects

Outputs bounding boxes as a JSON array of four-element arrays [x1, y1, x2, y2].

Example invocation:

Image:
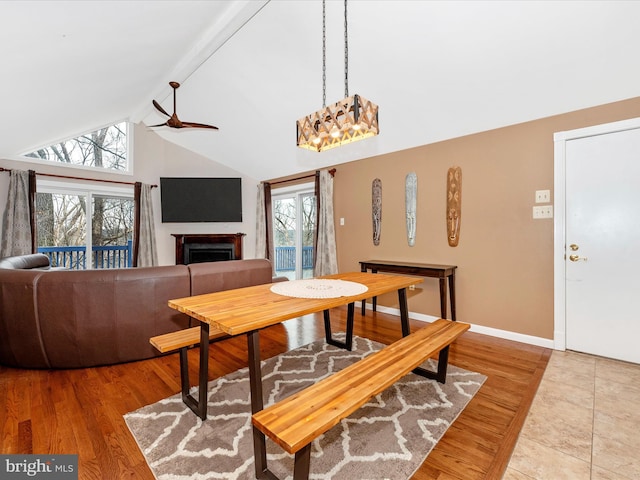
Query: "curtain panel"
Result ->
[[133, 182, 158, 267], [0, 169, 36, 257], [255, 182, 274, 269], [314, 169, 338, 276]]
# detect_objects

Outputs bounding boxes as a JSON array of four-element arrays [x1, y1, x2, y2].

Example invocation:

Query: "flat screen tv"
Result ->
[[160, 177, 243, 223]]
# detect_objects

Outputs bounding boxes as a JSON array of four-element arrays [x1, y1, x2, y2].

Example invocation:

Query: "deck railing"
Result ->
[[274, 246, 313, 272], [38, 240, 133, 270], [37, 243, 308, 272]]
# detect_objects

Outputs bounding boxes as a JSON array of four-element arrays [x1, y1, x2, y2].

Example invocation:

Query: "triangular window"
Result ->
[[23, 122, 129, 172]]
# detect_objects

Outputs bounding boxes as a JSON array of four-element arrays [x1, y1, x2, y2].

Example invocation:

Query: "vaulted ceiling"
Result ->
[[2, 1, 640, 181]]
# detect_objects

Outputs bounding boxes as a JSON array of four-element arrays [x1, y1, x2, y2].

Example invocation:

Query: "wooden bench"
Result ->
[[251, 319, 470, 480], [150, 325, 229, 419]]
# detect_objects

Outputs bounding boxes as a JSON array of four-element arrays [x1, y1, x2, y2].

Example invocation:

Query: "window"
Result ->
[[36, 180, 134, 269], [23, 122, 130, 172], [272, 184, 316, 280]]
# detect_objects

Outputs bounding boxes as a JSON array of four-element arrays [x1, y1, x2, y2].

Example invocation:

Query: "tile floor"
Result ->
[[503, 349, 640, 479]]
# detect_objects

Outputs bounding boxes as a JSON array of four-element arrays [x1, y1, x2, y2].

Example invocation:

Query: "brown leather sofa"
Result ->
[[0, 256, 276, 369]]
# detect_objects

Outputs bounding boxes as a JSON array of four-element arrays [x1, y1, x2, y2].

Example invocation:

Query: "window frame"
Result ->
[[18, 121, 134, 175], [36, 178, 135, 269], [271, 182, 315, 280]]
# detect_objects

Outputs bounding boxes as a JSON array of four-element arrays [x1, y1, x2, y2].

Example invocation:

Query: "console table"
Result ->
[[359, 260, 457, 321]]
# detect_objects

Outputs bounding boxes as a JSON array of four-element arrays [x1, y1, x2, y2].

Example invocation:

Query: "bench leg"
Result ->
[[293, 444, 312, 480], [180, 323, 210, 420], [413, 345, 450, 384], [323, 303, 354, 351]]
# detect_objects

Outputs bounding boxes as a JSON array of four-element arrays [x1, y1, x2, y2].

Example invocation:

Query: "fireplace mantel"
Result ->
[[172, 233, 245, 265]]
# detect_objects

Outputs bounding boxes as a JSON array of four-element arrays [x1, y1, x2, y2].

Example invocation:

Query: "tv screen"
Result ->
[[160, 177, 243, 222]]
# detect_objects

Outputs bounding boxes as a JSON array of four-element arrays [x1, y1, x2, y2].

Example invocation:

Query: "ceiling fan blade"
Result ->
[[148, 121, 169, 128], [181, 121, 219, 130], [152, 99, 170, 117]]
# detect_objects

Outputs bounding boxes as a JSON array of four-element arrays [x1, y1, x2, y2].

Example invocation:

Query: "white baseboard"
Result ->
[[370, 305, 556, 350]]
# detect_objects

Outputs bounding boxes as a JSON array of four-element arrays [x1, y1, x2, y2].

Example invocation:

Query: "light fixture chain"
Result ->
[[344, 0, 349, 98], [297, 0, 378, 151], [322, 0, 326, 108]]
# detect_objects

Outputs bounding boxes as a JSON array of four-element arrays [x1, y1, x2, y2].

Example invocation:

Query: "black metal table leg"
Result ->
[[397, 287, 449, 383], [248, 330, 267, 479], [398, 287, 411, 337], [248, 329, 282, 480], [324, 303, 354, 351]]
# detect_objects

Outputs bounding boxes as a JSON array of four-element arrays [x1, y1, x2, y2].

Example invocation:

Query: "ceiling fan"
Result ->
[[150, 81, 218, 130]]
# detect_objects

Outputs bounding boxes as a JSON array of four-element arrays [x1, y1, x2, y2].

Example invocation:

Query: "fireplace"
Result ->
[[185, 243, 234, 264], [172, 233, 245, 265]]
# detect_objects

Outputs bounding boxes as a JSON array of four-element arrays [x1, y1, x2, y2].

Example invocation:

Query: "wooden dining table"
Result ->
[[168, 271, 423, 478]]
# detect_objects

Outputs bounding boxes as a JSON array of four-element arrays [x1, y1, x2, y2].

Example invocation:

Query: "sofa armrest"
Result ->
[[0, 253, 51, 270]]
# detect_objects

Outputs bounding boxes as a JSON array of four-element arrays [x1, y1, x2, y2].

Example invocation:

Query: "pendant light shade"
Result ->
[[296, 94, 379, 152], [296, 0, 379, 152]]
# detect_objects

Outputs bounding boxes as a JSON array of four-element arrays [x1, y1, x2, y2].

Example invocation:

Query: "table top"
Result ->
[[360, 260, 457, 271], [168, 271, 423, 336]]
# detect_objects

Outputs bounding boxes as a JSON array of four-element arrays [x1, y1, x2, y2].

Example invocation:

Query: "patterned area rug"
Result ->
[[125, 335, 486, 480]]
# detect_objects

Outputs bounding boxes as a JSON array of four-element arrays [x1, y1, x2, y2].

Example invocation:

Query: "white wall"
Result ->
[[0, 123, 259, 265], [133, 123, 259, 265]]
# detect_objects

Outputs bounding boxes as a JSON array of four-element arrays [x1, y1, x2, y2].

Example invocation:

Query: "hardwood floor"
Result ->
[[0, 307, 551, 479]]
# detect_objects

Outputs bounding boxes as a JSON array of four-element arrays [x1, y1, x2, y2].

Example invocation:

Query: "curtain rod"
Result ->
[[0, 167, 157, 188], [267, 168, 336, 186]]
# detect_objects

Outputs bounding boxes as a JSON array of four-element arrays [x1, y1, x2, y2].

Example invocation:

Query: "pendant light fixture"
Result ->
[[296, 0, 379, 152]]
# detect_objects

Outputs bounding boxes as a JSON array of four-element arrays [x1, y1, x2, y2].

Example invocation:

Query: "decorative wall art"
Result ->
[[405, 172, 417, 246], [372, 178, 382, 246], [446, 167, 462, 247]]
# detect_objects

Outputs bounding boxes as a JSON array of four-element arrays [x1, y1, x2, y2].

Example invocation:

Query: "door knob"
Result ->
[[569, 244, 579, 251], [569, 254, 588, 262]]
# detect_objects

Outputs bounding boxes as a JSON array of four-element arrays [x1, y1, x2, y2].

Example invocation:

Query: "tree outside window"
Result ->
[[24, 122, 128, 171]]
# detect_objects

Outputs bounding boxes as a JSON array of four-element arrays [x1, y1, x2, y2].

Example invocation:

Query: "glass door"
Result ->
[[36, 180, 134, 269], [272, 186, 316, 280]]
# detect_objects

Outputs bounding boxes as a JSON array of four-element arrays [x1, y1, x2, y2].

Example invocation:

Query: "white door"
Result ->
[[560, 122, 640, 363]]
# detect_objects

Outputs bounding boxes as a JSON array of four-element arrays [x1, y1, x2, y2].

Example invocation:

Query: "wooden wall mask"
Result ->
[[372, 178, 382, 246], [446, 167, 462, 247], [405, 172, 417, 246]]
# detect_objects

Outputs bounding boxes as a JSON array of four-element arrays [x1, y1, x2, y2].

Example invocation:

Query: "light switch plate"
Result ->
[[535, 190, 551, 203], [533, 205, 553, 219]]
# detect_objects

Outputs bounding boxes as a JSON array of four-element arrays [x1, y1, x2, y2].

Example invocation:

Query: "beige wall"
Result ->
[[332, 97, 640, 340]]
